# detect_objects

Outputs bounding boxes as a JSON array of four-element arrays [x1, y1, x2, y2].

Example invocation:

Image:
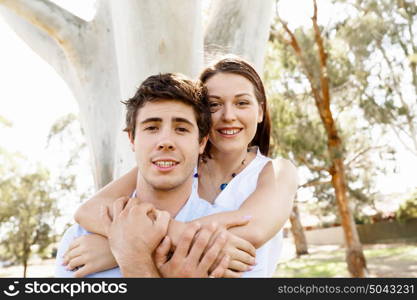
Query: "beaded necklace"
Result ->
[[203, 149, 250, 192]]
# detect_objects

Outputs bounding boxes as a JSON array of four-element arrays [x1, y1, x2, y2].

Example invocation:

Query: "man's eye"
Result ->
[[145, 126, 158, 131], [176, 127, 189, 133]]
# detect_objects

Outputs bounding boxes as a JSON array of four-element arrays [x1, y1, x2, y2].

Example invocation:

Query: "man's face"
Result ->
[[129, 100, 207, 191]]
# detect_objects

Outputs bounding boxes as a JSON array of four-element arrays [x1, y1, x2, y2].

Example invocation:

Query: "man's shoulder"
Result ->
[[62, 223, 90, 239], [55, 224, 89, 277]]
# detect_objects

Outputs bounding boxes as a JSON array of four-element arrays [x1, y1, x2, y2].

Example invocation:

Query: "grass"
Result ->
[[274, 243, 417, 278], [1, 243, 416, 278]]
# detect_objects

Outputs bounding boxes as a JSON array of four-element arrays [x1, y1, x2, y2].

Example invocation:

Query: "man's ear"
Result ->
[[199, 135, 209, 155], [127, 130, 135, 152]]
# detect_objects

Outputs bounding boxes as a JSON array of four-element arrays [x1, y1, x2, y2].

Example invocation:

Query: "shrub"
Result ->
[[396, 189, 417, 223]]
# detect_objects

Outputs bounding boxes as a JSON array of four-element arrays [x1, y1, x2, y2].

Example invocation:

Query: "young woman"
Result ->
[[63, 56, 299, 277]]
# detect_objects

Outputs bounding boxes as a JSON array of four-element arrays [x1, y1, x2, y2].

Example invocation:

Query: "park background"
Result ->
[[0, 0, 416, 277]]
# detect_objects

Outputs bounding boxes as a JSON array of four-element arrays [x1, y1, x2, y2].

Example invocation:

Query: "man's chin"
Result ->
[[149, 180, 182, 191]]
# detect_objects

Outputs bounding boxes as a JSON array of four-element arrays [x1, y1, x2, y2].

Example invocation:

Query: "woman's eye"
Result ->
[[237, 100, 249, 106], [209, 102, 221, 113]]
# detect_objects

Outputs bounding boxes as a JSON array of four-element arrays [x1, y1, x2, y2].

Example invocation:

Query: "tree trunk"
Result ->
[[0, 0, 121, 189], [289, 203, 308, 256], [205, 0, 274, 73], [23, 260, 28, 278], [109, 0, 204, 177], [330, 157, 367, 277], [311, 0, 367, 275], [0, 0, 275, 189], [279, 0, 367, 277]]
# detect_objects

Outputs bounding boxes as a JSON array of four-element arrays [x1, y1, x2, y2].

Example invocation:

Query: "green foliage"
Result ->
[[0, 165, 61, 276], [47, 113, 78, 144], [0, 115, 12, 127], [266, 0, 414, 221], [0, 112, 88, 276], [396, 189, 417, 222], [338, 0, 417, 156], [266, 27, 384, 220]]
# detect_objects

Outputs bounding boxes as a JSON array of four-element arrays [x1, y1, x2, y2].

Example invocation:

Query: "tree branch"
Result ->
[[297, 155, 329, 173], [311, 0, 334, 129], [299, 178, 331, 189], [0, 0, 92, 94], [204, 0, 274, 72], [344, 146, 385, 169], [0, 0, 86, 47]]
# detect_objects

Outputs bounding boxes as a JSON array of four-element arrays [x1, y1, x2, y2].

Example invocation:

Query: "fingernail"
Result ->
[[247, 266, 253, 271], [243, 215, 252, 220]]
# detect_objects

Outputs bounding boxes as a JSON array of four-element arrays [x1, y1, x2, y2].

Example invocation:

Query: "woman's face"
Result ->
[[204, 72, 263, 154]]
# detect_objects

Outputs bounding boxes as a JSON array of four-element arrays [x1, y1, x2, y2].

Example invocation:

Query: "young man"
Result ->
[[55, 73, 243, 277]]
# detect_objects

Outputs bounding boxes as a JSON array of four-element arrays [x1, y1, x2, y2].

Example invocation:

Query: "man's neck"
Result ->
[[135, 177, 193, 218]]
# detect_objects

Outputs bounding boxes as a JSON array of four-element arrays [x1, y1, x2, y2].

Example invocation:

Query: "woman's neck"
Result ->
[[208, 148, 249, 176]]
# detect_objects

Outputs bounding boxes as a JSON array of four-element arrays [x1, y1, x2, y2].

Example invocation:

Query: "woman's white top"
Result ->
[[189, 149, 283, 277]]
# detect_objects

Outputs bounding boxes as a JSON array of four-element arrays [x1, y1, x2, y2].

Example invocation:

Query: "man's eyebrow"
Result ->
[[173, 117, 194, 127], [140, 117, 161, 124], [208, 93, 252, 99]]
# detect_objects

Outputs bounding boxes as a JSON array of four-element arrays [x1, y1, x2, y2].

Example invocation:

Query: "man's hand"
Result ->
[[154, 223, 229, 277], [101, 198, 170, 277]]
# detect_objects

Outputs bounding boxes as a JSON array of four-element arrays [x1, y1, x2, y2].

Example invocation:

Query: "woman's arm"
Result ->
[[191, 158, 298, 249], [74, 167, 138, 235]]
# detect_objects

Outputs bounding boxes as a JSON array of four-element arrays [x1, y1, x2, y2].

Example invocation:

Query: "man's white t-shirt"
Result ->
[[54, 186, 211, 277]]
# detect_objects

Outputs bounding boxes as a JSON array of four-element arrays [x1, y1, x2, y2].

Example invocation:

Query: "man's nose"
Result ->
[[156, 130, 176, 151]]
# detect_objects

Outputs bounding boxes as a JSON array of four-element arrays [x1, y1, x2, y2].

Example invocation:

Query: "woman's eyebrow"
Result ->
[[235, 93, 252, 97], [208, 93, 252, 99]]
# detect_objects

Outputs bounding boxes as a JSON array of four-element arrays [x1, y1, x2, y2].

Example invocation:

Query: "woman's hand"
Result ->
[[62, 234, 117, 278], [211, 230, 256, 278]]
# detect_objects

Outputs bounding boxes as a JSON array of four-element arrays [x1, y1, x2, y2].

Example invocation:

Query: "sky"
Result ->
[[0, 0, 416, 225]]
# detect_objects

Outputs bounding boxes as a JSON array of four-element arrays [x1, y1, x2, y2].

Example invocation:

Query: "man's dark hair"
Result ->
[[123, 73, 211, 142]]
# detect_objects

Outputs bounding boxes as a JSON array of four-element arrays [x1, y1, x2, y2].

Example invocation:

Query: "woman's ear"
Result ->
[[258, 102, 264, 123]]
